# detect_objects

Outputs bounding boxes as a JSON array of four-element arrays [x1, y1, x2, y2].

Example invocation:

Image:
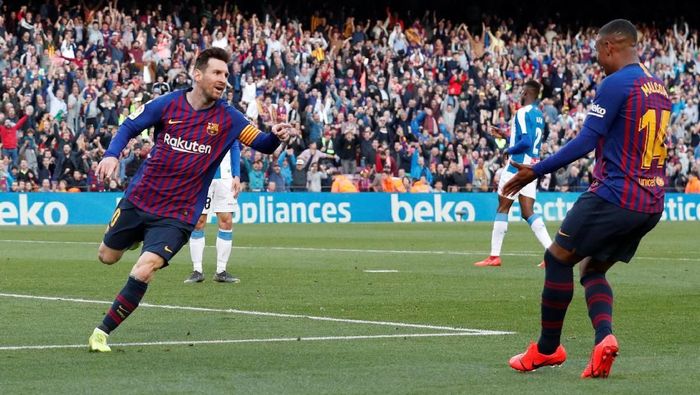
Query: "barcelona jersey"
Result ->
[[104, 89, 279, 224], [584, 63, 672, 213]]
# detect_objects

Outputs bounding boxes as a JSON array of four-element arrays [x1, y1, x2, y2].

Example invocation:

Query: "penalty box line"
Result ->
[[0, 292, 515, 336]]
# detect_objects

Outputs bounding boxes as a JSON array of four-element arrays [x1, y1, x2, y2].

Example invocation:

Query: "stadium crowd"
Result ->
[[1, 1, 699, 193]]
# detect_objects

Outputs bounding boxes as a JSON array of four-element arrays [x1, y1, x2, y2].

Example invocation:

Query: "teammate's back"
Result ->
[[586, 63, 672, 213], [504, 20, 672, 379]]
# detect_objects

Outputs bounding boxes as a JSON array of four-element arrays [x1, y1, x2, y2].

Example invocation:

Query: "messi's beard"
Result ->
[[204, 86, 222, 102]]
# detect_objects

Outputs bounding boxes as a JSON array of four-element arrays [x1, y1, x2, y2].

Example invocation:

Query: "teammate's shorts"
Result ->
[[202, 178, 239, 215], [103, 198, 194, 266], [554, 192, 662, 263], [498, 169, 537, 200]]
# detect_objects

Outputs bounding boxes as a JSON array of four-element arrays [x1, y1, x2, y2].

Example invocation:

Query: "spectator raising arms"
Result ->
[[0, 4, 694, 194]]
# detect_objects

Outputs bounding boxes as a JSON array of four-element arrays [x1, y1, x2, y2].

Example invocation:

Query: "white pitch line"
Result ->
[[0, 293, 514, 335], [0, 239, 695, 261], [364, 270, 399, 273], [0, 239, 502, 256], [0, 332, 499, 351]]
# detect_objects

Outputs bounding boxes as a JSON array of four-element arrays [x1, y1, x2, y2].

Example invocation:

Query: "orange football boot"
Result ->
[[509, 342, 567, 371], [474, 256, 502, 267], [581, 334, 619, 378]]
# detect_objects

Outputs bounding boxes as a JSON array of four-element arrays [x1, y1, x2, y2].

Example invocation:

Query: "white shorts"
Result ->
[[203, 179, 239, 214], [497, 169, 537, 200]]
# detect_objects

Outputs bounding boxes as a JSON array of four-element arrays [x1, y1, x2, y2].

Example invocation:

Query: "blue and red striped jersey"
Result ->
[[105, 89, 280, 224], [585, 63, 672, 213]]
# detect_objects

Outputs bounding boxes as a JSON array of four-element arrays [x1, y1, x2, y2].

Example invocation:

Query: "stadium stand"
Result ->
[[0, 2, 698, 193]]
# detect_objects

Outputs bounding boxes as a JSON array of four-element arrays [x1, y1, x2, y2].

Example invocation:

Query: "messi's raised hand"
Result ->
[[271, 122, 293, 142], [231, 176, 241, 199]]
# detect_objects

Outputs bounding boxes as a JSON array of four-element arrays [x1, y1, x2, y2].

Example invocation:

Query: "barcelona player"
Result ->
[[504, 20, 672, 378], [473, 80, 552, 268], [88, 47, 293, 352]]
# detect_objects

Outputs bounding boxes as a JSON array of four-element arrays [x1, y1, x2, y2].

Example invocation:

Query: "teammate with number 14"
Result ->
[[504, 19, 672, 378]]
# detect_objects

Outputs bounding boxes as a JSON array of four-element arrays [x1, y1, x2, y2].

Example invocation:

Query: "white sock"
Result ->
[[490, 213, 509, 256], [216, 229, 233, 274], [189, 230, 205, 273], [528, 214, 552, 249]]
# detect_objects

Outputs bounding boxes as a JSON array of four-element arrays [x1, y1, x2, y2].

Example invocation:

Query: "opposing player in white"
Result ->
[[474, 80, 552, 268], [185, 141, 242, 283]]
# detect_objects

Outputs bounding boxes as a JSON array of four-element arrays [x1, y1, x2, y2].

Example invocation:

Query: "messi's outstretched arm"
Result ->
[[228, 108, 285, 154], [230, 140, 241, 178], [97, 98, 167, 180], [236, 122, 282, 154], [105, 99, 167, 158]]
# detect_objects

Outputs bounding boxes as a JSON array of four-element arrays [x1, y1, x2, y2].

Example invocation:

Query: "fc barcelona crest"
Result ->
[[206, 122, 220, 136]]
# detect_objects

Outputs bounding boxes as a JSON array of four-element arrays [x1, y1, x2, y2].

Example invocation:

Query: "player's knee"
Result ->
[[547, 243, 579, 265], [217, 213, 233, 230], [98, 248, 121, 265], [579, 259, 613, 277], [218, 219, 233, 230]]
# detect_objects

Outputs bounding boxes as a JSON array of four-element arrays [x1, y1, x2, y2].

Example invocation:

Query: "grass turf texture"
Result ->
[[0, 222, 698, 394]]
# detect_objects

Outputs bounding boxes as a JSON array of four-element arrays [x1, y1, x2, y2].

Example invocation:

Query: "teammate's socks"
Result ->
[[581, 273, 614, 344], [537, 250, 574, 354]]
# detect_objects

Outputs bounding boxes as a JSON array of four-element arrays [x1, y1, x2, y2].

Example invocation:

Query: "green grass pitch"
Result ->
[[0, 222, 698, 394]]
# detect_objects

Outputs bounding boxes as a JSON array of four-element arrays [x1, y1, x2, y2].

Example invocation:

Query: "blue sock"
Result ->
[[98, 276, 148, 334], [537, 250, 574, 354]]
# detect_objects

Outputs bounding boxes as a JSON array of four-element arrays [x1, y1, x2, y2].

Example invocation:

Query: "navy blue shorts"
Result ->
[[555, 192, 661, 263], [103, 198, 194, 266]]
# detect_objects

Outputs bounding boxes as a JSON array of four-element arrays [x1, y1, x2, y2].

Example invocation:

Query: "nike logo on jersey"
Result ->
[[168, 119, 184, 125], [557, 229, 571, 237], [164, 246, 173, 253]]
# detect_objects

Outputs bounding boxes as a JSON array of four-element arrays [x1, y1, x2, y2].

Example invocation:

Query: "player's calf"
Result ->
[[130, 252, 166, 283]]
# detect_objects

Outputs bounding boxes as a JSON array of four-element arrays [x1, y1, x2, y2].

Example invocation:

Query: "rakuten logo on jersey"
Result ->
[[587, 103, 607, 118], [163, 133, 212, 154]]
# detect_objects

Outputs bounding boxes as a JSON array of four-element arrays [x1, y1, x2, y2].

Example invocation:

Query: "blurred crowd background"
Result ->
[[1, 0, 699, 194]]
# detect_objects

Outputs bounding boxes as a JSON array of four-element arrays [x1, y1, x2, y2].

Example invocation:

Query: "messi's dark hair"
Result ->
[[194, 47, 230, 71]]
